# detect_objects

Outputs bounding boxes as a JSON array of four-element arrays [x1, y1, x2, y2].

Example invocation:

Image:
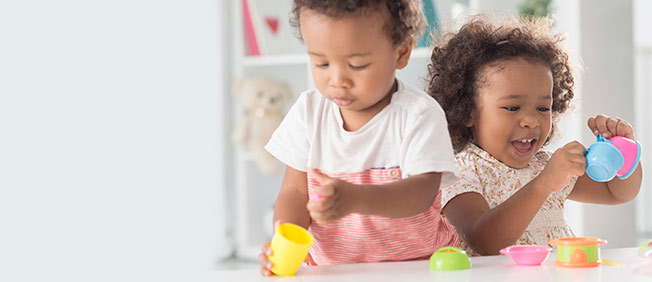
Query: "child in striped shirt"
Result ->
[[258, 0, 460, 276]]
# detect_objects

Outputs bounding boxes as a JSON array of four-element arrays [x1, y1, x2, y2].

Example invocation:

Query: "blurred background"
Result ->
[[0, 0, 650, 278]]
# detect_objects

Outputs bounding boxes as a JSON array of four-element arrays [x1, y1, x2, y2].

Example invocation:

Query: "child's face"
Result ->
[[299, 8, 410, 116], [469, 58, 553, 168]]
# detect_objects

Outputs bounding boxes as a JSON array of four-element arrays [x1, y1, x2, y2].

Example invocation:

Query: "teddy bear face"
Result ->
[[235, 77, 293, 112]]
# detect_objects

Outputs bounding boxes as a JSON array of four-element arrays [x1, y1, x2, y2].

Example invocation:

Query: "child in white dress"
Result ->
[[427, 16, 643, 255]]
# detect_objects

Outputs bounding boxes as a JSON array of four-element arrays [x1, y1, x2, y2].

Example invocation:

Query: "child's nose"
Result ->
[[329, 67, 352, 89], [520, 114, 540, 128]]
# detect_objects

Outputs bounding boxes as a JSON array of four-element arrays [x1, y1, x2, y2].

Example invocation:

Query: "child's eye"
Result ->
[[503, 106, 519, 111], [538, 107, 551, 112], [314, 63, 328, 68], [349, 63, 370, 70]]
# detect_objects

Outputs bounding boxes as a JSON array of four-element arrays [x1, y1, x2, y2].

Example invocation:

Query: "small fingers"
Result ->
[[260, 242, 271, 253], [587, 117, 598, 135], [316, 183, 336, 198], [569, 152, 587, 165], [572, 159, 586, 175], [260, 267, 273, 277], [307, 194, 333, 213], [258, 243, 274, 276], [310, 211, 324, 225], [309, 208, 338, 225], [605, 117, 619, 138], [593, 115, 610, 137], [258, 251, 271, 267], [563, 141, 586, 154], [310, 169, 333, 185], [614, 118, 635, 139], [589, 115, 635, 139]]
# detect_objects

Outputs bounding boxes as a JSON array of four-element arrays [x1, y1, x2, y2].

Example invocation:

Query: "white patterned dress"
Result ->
[[441, 143, 576, 255]]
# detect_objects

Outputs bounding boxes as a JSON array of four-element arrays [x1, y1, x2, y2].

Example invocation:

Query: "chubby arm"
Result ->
[[443, 142, 586, 255], [442, 175, 553, 255], [569, 163, 642, 204], [568, 115, 643, 204], [273, 166, 311, 229], [306, 171, 442, 225], [354, 172, 442, 217]]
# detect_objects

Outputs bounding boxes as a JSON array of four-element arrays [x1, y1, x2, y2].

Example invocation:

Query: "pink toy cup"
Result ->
[[500, 245, 552, 266], [609, 136, 641, 179]]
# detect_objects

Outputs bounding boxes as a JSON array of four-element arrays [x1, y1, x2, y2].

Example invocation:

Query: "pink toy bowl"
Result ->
[[500, 245, 552, 266]]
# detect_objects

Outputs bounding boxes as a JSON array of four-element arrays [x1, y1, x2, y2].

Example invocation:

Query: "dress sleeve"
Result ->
[[264, 92, 310, 172], [441, 155, 484, 208], [400, 102, 459, 188]]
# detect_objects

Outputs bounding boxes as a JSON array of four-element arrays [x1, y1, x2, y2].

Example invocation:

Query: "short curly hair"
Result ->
[[427, 15, 574, 152], [289, 0, 425, 46]]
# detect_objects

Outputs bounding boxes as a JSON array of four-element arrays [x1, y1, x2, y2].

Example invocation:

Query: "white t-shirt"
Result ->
[[265, 79, 459, 187], [264, 79, 460, 265]]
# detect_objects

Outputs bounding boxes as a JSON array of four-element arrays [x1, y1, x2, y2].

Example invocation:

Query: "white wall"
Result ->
[[552, 0, 585, 236], [579, 0, 637, 247], [634, 0, 652, 239], [0, 1, 227, 281]]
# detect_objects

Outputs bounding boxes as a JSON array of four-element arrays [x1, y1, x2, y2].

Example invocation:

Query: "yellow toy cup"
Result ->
[[269, 223, 314, 276]]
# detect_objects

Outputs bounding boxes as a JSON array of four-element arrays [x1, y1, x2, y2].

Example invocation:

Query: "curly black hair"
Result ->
[[289, 0, 425, 46], [427, 15, 575, 152]]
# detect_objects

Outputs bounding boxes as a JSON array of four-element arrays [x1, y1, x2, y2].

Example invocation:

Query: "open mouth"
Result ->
[[511, 138, 536, 156]]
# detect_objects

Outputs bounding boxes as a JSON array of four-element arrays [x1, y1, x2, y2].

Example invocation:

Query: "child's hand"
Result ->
[[258, 220, 281, 276], [587, 114, 635, 140], [538, 141, 586, 192], [306, 169, 357, 225], [259, 241, 274, 276], [258, 220, 315, 276]]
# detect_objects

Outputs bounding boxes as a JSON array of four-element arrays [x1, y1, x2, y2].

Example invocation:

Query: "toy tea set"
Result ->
[[271, 135, 643, 275], [272, 227, 649, 275], [430, 238, 612, 269]]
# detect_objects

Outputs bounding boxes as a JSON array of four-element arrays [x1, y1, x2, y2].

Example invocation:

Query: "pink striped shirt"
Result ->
[[306, 168, 459, 265]]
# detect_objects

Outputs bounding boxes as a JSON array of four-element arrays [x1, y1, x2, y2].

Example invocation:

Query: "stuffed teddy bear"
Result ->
[[232, 76, 293, 175]]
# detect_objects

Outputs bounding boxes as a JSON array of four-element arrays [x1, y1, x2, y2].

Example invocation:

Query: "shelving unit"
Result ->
[[228, 0, 451, 260]]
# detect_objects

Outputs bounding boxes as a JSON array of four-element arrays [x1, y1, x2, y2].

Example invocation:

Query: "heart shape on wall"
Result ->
[[265, 17, 279, 34]]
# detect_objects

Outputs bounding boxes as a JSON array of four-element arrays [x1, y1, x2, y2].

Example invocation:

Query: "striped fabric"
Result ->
[[306, 168, 459, 266]]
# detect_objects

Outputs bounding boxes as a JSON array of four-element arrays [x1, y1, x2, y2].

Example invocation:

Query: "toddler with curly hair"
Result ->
[[428, 15, 643, 255], [258, 0, 461, 275]]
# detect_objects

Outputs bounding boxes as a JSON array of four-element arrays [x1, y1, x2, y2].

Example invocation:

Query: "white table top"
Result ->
[[210, 248, 652, 282]]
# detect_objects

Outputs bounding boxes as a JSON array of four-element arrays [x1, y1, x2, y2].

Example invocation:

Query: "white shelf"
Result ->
[[242, 53, 308, 67]]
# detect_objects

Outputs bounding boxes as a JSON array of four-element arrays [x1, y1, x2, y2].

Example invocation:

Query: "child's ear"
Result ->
[[395, 39, 413, 70], [466, 110, 475, 127]]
